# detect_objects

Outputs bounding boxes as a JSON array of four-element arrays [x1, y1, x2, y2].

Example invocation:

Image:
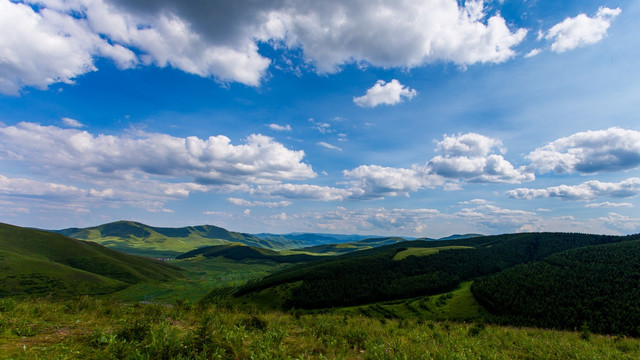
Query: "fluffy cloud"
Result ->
[[428, 133, 533, 183], [0, 173, 208, 213], [353, 79, 417, 108], [527, 128, 640, 174], [251, 184, 352, 201], [0, 122, 315, 185], [545, 7, 621, 53], [268, 124, 292, 131], [0, 174, 87, 198], [1, 0, 527, 94], [292, 207, 441, 235], [344, 165, 442, 199], [342, 132, 533, 199], [227, 197, 292, 208], [506, 178, 640, 201]]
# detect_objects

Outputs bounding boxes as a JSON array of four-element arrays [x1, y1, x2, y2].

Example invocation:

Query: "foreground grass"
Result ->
[[1, 297, 640, 359]]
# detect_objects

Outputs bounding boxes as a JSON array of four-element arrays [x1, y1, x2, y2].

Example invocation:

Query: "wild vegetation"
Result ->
[[0, 223, 182, 298], [2, 297, 640, 359], [3, 222, 640, 358]]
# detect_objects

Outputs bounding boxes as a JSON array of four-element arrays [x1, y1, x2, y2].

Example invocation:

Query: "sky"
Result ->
[[1, 0, 639, 238]]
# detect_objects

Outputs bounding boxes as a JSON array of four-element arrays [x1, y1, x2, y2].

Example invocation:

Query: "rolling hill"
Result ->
[[52, 220, 285, 257], [232, 232, 640, 312], [0, 222, 183, 298], [176, 243, 332, 263]]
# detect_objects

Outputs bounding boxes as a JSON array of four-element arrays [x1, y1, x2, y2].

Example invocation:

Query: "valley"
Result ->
[[1, 221, 640, 359]]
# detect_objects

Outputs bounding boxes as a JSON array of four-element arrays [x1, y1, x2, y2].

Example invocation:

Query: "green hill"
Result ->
[[233, 232, 640, 310], [293, 237, 409, 255], [0, 223, 183, 298], [471, 239, 640, 336], [53, 220, 284, 257], [176, 243, 332, 263]]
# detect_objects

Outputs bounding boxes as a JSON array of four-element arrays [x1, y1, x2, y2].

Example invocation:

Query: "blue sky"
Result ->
[[1, 0, 639, 237]]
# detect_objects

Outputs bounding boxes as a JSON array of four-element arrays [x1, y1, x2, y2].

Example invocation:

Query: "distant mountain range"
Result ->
[[50, 220, 483, 258]]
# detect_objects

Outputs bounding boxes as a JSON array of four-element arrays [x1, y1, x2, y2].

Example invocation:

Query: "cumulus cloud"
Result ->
[[428, 133, 533, 183], [0, 173, 208, 213], [506, 178, 640, 201], [227, 197, 292, 208], [0, 122, 315, 185], [268, 123, 292, 131], [344, 165, 442, 199], [251, 183, 352, 201], [527, 128, 640, 174], [342, 132, 532, 200], [545, 7, 621, 53], [353, 79, 417, 108], [293, 207, 440, 235], [1, 0, 528, 94]]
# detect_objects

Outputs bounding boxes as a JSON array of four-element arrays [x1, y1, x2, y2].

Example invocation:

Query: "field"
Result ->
[[109, 256, 289, 303], [2, 297, 640, 360], [392, 246, 474, 260]]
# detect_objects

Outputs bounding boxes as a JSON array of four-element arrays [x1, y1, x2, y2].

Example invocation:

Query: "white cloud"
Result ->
[[268, 123, 292, 131], [545, 7, 621, 53], [596, 212, 640, 232], [0, 173, 209, 214], [251, 183, 352, 201], [227, 197, 292, 208], [0, 122, 315, 185], [0, 174, 86, 198], [61, 117, 85, 128], [428, 133, 533, 183], [353, 79, 417, 108], [527, 128, 640, 174], [317, 142, 342, 152], [506, 178, 640, 201], [585, 202, 633, 208], [342, 132, 533, 199], [344, 165, 442, 199], [1, 0, 528, 94], [524, 48, 542, 58]]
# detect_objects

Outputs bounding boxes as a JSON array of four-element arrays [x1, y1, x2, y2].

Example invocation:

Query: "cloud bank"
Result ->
[[0, 0, 528, 94]]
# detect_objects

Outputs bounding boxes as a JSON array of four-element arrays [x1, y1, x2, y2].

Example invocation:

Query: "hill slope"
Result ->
[[53, 220, 284, 257], [0, 223, 182, 297], [471, 239, 640, 336], [176, 243, 332, 263], [234, 232, 640, 310]]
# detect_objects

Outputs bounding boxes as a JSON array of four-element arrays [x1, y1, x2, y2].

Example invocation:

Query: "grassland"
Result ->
[[392, 246, 474, 260], [1, 297, 639, 359], [110, 256, 290, 303]]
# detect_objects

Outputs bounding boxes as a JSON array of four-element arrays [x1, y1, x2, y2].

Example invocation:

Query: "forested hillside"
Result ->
[[471, 239, 640, 336], [236, 232, 640, 309]]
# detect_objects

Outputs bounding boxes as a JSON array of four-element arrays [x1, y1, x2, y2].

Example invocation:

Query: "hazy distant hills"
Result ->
[[51, 220, 483, 258], [0, 222, 182, 297]]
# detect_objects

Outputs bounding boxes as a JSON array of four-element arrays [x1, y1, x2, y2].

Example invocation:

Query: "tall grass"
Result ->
[[1, 297, 639, 359]]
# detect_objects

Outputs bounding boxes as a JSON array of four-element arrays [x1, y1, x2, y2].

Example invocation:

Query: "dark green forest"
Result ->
[[472, 239, 640, 336], [237, 233, 640, 311]]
